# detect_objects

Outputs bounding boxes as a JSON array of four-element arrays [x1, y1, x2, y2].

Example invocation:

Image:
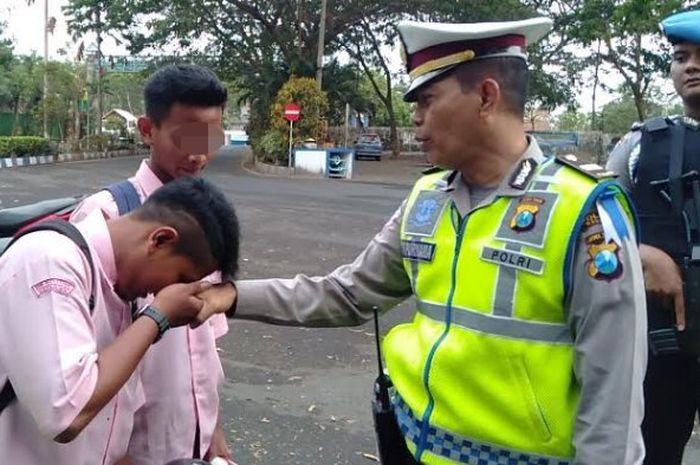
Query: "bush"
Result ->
[[0, 137, 55, 158], [257, 130, 288, 164], [267, 77, 329, 157]]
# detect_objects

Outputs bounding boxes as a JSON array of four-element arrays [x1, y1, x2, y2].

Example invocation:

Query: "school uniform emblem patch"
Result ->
[[510, 196, 544, 232], [31, 278, 75, 297]]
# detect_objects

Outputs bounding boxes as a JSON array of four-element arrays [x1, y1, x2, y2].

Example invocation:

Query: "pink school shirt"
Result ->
[[0, 211, 144, 465], [70, 160, 229, 462]]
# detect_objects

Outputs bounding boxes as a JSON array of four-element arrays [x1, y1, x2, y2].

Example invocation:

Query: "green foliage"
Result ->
[[266, 76, 329, 163], [566, 0, 700, 119], [0, 136, 54, 157], [255, 130, 287, 164], [555, 109, 590, 132], [596, 93, 665, 136]]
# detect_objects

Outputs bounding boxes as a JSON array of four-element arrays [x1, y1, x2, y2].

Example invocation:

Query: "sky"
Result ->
[[0, 0, 128, 59], [0, 0, 678, 115]]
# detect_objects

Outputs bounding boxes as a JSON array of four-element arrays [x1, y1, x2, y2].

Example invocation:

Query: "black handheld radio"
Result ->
[[371, 306, 414, 464]]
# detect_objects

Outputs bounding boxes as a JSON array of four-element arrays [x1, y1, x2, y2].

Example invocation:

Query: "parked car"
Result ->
[[353, 133, 383, 161]]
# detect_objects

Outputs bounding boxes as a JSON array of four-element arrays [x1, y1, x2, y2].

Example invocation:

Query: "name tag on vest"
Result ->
[[401, 240, 436, 262], [481, 246, 544, 274]]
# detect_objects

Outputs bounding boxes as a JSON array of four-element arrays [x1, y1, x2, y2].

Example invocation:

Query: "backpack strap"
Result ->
[[0, 378, 15, 417], [104, 180, 141, 216], [1, 219, 96, 416]]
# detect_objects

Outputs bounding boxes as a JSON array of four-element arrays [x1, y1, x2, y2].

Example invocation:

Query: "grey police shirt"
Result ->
[[236, 139, 647, 465]]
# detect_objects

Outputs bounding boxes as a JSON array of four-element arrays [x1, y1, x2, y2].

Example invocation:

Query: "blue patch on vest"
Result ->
[[401, 240, 436, 262], [405, 190, 449, 237]]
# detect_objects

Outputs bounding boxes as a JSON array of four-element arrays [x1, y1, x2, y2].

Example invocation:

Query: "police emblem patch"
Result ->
[[405, 190, 448, 237], [585, 233, 623, 281], [411, 198, 441, 227], [510, 196, 544, 232]]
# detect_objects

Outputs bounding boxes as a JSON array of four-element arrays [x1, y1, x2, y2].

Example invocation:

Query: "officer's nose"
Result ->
[[412, 109, 424, 127]]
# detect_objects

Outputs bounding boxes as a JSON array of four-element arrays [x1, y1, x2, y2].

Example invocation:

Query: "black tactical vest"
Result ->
[[630, 116, 700, 352]]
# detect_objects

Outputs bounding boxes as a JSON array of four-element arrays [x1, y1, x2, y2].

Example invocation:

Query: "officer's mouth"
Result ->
[[415, 137, 432, 152], [686, 77, 700, 88]]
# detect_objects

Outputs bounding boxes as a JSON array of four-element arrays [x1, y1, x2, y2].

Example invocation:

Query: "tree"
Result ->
[[597, 88, 665, 135], [260, 76, 329, 164], [339, 18, 403, 157], [107, 0, 429, 154], [567, 0, 700, 121], [555, 108, 590, 131], [63, 0, 134, 136]]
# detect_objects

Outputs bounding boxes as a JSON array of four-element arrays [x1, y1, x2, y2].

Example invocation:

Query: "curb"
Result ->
[[242, 157, 419, 187], [0, 148, 150, 169]]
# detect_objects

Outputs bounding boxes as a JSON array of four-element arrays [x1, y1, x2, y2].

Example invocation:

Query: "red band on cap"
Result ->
[[407, 34, 527, 72]]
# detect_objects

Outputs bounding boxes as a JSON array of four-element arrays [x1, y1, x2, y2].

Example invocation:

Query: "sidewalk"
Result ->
[[351, 156, 430, 186]]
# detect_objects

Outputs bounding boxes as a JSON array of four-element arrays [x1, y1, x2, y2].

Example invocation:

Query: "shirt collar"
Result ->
[[439, 136, 546, 196], [134, 159, 164, 197], [76, 210, 118, 286]]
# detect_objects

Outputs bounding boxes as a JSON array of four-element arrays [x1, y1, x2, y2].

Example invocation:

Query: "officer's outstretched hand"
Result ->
[[191, 282, 237, 328], [640, 244, 685, 330], [153, 281, 212, 327]]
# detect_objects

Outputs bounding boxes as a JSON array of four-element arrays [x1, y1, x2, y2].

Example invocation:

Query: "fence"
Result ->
[[327, 126, 614, 164]]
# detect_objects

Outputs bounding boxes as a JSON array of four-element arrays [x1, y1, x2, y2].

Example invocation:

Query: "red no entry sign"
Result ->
[[283, 103, 301, 122]]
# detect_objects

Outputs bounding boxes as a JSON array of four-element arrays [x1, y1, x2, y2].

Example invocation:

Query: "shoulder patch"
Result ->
[[583, 211, 601, 231], [555, 155, 617, 180], [585, 233, 623, 282], [508, 158, 538, 190], [630, 121, 643, 131], [642, 116, 671, 133], [32, 278, 75, 297]]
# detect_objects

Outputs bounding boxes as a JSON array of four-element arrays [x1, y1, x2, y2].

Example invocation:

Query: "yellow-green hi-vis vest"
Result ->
[[386, 157, 635, 465]]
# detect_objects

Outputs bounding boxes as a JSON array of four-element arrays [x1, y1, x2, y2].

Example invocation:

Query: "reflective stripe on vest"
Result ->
[[385, 159, 633, 464], [393, 395, 571, 465]]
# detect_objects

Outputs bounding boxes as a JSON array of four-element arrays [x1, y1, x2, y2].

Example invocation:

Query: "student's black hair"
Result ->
[[144, 64, 228, 125], [134, 176, 240, 279]]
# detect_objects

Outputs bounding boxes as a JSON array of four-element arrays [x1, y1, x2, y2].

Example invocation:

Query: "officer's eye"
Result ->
[[673, 52, 688, 63]]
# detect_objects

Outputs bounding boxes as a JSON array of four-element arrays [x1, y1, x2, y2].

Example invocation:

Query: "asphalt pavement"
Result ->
[[0, 147, 698, 465]]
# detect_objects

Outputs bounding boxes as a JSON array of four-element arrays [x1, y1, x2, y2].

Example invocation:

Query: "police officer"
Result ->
[[199, 17, 647, 465], [606, 9, 700, 465]]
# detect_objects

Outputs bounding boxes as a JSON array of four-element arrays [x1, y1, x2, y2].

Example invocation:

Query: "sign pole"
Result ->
[[288, 120, 294, 173]]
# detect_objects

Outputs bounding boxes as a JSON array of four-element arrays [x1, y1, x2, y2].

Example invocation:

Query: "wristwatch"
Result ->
[[135, 305, 170, 342]]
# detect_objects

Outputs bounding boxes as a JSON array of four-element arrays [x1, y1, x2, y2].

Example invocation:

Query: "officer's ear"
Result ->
[[146, 226, 179, 256], [477, 78, 500, 117]]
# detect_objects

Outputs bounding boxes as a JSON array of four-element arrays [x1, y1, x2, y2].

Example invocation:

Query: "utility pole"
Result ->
[[315, 0, 327, 87], [96, 8, 103, 137], [43, 0, 49, 138]]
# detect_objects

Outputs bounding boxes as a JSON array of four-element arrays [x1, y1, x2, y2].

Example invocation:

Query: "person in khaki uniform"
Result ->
[[198, 17, 647, 465]]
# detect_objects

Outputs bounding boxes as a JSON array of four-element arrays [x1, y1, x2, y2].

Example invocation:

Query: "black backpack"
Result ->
[[0, 180, 142, 414]]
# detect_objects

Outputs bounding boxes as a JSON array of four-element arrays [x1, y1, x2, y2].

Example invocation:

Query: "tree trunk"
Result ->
[[384, 75, 400, 159], [591, 40, 602, 130], [632, 87, 646, 121], [11, 99, 21, 136], [96, 9, 103, 137], [74, 97, 80, 141]]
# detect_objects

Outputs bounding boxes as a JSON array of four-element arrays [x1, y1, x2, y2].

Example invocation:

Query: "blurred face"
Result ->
[[114, 226, 217, 301], [138, 103, 225, 183], [412, 75, 482, 169], [671, 42, 700, 110]]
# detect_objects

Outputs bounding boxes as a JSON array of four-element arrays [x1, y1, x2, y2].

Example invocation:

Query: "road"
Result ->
[[0, 147, 698, 465]]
